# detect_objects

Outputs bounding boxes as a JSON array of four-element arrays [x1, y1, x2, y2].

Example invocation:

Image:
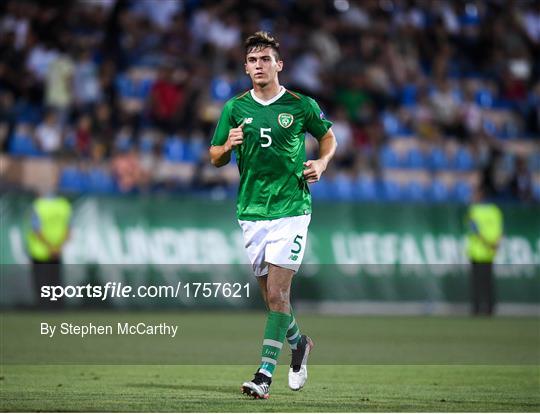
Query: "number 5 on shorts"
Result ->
[[291, 235, 303, 254]]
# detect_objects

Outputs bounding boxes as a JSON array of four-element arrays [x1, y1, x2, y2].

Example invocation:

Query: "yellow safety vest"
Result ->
[[26, 197, 72, 261], [466, 203, 503, 263]]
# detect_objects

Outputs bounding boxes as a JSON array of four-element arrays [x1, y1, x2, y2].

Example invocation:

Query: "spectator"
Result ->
[[74, 114, 93, 158], [509, 157, 533, 202], [73, 49, 102, 113], [45, 49, 74, 124], [149, 66, 185, 134], [35, 111, 62, 154]]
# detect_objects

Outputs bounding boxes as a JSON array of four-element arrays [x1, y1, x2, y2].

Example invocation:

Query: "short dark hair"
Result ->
[[245, 31, 281, 61]]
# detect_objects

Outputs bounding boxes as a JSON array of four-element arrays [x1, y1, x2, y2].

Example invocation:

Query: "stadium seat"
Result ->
[[329, 173, 354, 201], [381, 112, 401, 136], [211, 77, 234, 101], [404, 147, 426, 169], [58, 167, 88, 193], [453, 180, 473, 203], [453, 147, 475, 171], [380, 146, 401, 169], [163, 136, 187, 163], [353, 176, 377, 201], [115, 132, 133, 151], [428, 147, 450, 171], [8, 133, 43, 157], [87, 168, 117, 194], [184, 139, 205, 163], [116, 73, 153, 100], [428, 179, 450, 202], [381, 178, 401, 201], [528, 152, 540, 172], [403, 180, 426, 201], [139, 135, 154, 154], [501, 152, 516, 174], [401, 84, 417, 107], [309, 177, 330, 200], [533, 183, 540, 202], [476, 89, 493, 108]]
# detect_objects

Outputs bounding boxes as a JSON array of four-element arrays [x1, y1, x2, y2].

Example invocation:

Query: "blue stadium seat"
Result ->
[[528, 152, 540, 172], [428, 179, 450, 202], [533, 183, 540, 202], [381, 112, 401, 136], [404, 147, 426, 169], [329, 174, 354, 201], [353, 176, 377, 201], [211, 77, 234, 101], [14, 102, 42, 124], [58, 167, 88, 193], [501, 152, 516, 174], [115, 73, 153, 100], [184, 139, 205, 163], [115, 135, 133, 152], [453, 180, 473, 203], [309, 177, 330, 200], [453, 147, 475, 171], [139, 135, 154, 154], [8, 133, 43, 157], [403, 180, 426, 201], [476, 89, 493, 108], [381, 179, 401, 201], [380, 146, 401, 169], [401, 84, 417, 107], [87, 168, 117, 194], [428, 147, 450, 171], [163, 136, 187, 162]]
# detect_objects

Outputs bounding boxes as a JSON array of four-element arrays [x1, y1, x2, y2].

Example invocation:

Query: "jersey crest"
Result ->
[[278, 113, 294, 129]]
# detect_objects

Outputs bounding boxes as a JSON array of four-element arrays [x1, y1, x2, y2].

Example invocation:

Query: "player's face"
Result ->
[[245, 47, 283, 87]]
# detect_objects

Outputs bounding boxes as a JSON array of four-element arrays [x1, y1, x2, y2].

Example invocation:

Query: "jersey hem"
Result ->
[[237, 209, 312, 221]]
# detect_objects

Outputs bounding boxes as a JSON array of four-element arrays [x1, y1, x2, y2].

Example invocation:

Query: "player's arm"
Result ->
[[303, 128, 337, 183], [209, 101, 243, 168], [209, 122, 244, 167]]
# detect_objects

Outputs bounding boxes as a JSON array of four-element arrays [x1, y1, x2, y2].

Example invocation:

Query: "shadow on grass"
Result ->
[[126, 382, 236, 395]]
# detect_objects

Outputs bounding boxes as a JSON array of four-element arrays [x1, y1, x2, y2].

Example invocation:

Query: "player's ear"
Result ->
[[276, 60, 283, 72], [244, 62, 249, 74]]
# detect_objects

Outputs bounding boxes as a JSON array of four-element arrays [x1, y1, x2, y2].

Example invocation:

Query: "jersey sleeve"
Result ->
[[211, 100, 234, 146], [304, 97, 333, 140]]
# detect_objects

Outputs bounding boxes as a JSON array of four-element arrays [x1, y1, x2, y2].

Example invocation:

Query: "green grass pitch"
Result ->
[[1, 311, 539, 412]]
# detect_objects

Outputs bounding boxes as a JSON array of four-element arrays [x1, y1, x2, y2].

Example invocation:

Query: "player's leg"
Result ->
[[264, 214, 314, 391], [257, 276, 268, 308], [242, 265, 293, 398], [256, 275, 309, 367]]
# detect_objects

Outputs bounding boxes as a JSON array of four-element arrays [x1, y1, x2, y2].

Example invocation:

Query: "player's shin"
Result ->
[[258, 310, 290, 377], [286, 308, 301, 350]]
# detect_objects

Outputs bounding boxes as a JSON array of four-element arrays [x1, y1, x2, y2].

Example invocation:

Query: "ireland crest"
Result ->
[[278, 113, 294, 128]]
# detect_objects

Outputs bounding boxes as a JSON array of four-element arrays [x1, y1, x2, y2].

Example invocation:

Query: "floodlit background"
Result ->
[[0, 0, 539, 313]]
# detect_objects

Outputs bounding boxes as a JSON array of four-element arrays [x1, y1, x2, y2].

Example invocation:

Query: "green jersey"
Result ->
[[211, 88, 332, 220]]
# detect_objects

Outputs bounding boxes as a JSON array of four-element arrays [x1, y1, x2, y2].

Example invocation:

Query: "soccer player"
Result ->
[[209, 32, 337, 399]]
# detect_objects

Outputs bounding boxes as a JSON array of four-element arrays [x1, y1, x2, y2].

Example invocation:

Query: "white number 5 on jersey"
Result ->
[[260, 128, 272, 148]]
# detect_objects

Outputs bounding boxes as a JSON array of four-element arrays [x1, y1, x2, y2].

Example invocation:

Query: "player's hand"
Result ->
[[225, 122, 244, 151], [303, 159, 327, 183]]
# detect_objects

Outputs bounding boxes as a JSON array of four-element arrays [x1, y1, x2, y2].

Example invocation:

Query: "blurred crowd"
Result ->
[[0, 0, 539, 202]]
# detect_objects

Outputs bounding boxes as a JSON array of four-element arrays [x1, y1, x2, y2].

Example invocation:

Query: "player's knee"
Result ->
[[266, 287, 290, 312]]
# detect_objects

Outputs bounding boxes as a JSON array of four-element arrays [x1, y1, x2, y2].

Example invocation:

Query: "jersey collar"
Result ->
[[249, 86, 286, 106]]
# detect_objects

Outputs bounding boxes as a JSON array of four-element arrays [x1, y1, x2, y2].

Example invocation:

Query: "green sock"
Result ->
[[286, 308, 301, 350], [258, 310, 290, 377]]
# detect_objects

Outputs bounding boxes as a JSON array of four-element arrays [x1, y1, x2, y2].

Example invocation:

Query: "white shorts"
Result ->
[[238, 214, 311, 277]]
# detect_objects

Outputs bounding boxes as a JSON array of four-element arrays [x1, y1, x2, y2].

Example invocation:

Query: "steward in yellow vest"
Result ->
[[466, 187, 503, 316], [26, 195, 72, 308]]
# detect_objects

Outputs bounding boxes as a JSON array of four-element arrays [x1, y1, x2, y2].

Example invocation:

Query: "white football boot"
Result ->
[[288, 335, 314, 391]]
